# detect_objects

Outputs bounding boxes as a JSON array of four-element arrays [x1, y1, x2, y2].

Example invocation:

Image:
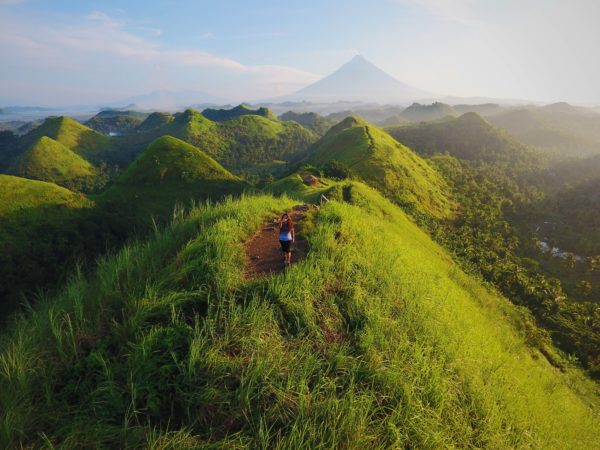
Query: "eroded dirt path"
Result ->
[[245, 205, 310, 278]]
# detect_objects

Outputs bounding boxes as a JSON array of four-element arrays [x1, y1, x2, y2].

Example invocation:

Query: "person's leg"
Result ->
[[287, 251, 292, 264]]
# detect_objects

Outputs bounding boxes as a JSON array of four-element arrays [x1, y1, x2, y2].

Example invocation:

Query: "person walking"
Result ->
[[279, 212, 295, 266]]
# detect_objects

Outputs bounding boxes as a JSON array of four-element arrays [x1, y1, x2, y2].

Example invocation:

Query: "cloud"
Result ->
[[71, 13, 312, 77]]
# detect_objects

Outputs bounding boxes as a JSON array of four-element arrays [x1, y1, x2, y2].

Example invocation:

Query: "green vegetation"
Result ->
[[202, 104, 278, 122], [386, 112, 544, 166], [1, 188, 598, 448], [400, 102, 459, 122], [279, 111, 338, 135], [19, 116, 112, 163], [136, 112, 175, 132], [86, 114, 145, 136], [0, 175, 107, 314], [7, 136, 96, 189], [307, 116, 453, 219], [0, 130, 19, 171], [488, 104, 600, 157], [101, 136, 248, 221], [111, 108, 317, 170]]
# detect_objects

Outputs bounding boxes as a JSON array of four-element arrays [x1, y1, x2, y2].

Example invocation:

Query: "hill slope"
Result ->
[[400, 102, 459, 122], [202, 104, 278, 122], [487, 105, 600, 157], [0, 187, 597, 448], [102, 136, 247, 220], [19, 116, 112, 163], [0, 175, 95, 311], [386, 112, 542, 165], [7, 136, 95, 187], [307, 116, 453, 219], [114, 108, 318, 169]]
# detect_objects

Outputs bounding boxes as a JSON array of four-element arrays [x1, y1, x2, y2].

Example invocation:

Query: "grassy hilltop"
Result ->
[[101, 135, 248, 220], [307, 116, 453, 219], [7, 136, 96, 187], [0, 183, 598, 448], [19, 116, 112, 163]]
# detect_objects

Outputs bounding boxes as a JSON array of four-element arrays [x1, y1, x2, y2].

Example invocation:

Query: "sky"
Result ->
[[1, 0, 599, 106]]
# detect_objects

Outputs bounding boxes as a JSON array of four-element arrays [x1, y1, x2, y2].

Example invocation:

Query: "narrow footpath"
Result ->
[[245, 205, 310, 277]]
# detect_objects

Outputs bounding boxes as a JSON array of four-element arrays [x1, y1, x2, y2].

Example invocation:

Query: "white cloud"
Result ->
[[0, 10, 318, 103]]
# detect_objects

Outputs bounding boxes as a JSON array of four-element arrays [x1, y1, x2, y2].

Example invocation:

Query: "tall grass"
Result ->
[[0, 188, 598, 448]]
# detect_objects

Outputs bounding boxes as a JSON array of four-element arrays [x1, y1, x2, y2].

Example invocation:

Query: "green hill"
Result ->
[[0, 175, 96, 312], [307, 116, 453, 219], [102, 136, 247, 220], [202, 103, 278, 122], [0, 185, 598, 448], [7, 136, 96, 188], [115, 108, 318, 170], [280, 111, 338, 135], [19, 116, 112, 163], [386, 112, 543, 165], [487, 106, 600, 157], [400, 102, 459, 122], [0, 130, 19, 171], [86, 112, 145, 136], [136, 112, 175, 132]]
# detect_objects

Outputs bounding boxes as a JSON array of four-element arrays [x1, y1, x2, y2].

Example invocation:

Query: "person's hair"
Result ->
[[281, 212, 294, 230]]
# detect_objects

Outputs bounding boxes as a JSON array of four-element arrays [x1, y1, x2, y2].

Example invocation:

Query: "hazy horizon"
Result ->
[[1, 0, 600, 107]]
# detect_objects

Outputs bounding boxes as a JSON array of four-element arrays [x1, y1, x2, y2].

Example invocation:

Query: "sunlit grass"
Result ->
[[0, 187, 598, 448]]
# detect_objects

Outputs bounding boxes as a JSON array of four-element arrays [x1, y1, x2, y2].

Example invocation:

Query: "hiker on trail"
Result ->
[[279, 212, 295, 266]]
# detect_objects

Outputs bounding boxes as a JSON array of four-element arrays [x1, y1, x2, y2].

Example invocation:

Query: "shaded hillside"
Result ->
[[280, 111, 337, 135], [0, 175, 100, 313], [0, 130, 19, 171], [7, 136, 96, 188], [386, 112, 543, 166], [136, 112, 175, 132], [86, 112, 145, 136], [453, 103, 505, 116], [101, 136, 247, 220], [400, 102, 458, 122], [0, 188, 598, 448], [113, 108, 318, 169], [19, 116, 112, 163], [307, 116, 453, 219], [488, 104, 600, 157], [202, 104, 278, 122]]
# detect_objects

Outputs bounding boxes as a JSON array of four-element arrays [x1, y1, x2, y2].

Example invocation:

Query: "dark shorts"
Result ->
[[280, 240, 292, 252]]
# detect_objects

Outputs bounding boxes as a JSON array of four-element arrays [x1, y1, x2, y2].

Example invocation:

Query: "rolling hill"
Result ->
[[0, 175, 96, 312], [0, 184, 598, 448], [202, 104, 278, 122], [19, 116, 112, 163], [386, 112, 543, 165], [7, 136, 96, 187], [114, 107, 318, 169], [101, 136, 247, 220], [279, 111, 338, 135], [307, 116, 453, 219], [487, 104, 600, 157], [86, 110, 146, 136], [136, 112, 175, 132], [400, 102, 459, 122]]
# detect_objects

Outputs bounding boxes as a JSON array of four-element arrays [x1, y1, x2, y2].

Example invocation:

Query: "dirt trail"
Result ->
[[245, 205, 310, 278]]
